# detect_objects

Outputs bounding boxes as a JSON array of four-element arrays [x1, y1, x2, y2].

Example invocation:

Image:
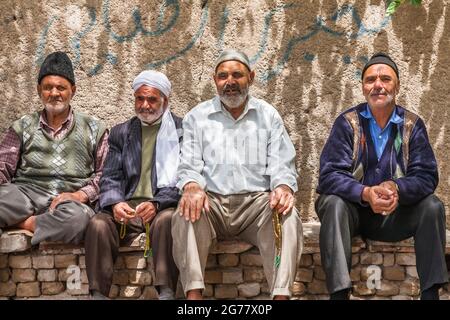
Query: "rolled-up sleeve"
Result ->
[[267, 113, 298, 192], [0, 128, 21, 184], [176, 113, 207, 191]]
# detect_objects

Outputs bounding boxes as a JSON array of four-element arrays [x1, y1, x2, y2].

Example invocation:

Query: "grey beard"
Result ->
[[219, 91, 249, 109]]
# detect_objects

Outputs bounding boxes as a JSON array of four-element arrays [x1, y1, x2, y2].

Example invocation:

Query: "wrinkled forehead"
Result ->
[[363, 64, 398, 80], [134, 85, 164, 98], [215, 60, 250, 74]]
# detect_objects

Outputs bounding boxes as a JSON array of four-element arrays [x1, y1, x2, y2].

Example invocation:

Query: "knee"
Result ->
[[87, 213, 113, 236], [317, 195, 349, 222], [418, 195, 445, 222]]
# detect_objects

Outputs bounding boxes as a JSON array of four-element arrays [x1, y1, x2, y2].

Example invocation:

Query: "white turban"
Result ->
[[132, 70, 172, 97]]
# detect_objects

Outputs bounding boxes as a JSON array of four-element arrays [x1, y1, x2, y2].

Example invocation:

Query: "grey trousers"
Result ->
[[172, 191, 303, 297], [0, 182, 94, 245], [316, 194, 448, 294], [84, 209, 179, 297]]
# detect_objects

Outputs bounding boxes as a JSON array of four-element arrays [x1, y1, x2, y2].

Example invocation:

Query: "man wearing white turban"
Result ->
[[84, 70, 182, 300]]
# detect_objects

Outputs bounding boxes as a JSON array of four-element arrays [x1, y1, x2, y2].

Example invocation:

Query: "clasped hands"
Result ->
[[113, 201, 156, 224], [362, 181, 399, 216]]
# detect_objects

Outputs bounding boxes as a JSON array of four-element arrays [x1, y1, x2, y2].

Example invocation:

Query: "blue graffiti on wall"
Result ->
[[35, 2, 390, 82]]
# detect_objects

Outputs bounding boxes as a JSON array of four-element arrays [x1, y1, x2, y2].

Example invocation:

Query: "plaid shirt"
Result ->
[[0, 109, 109, 203]]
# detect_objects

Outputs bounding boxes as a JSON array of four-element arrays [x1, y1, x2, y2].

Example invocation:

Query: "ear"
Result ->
[[71, 85, 76, 97], [249, 70, 255, 85], [37, 84, 42, 97]]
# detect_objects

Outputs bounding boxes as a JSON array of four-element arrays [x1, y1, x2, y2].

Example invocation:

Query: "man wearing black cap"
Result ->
[[316, 53, 447, 300], [172, 49, 303, 300], [0, 51, 109, 245]]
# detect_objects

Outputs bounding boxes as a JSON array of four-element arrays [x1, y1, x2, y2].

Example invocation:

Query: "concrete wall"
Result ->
[[0, 0, 448, 223]]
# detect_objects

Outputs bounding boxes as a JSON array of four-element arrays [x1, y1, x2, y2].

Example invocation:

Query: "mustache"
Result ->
[[222, 83, 242, 94]]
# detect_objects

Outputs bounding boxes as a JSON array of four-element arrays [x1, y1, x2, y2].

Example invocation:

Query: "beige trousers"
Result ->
[[172, 191, 303, 297]]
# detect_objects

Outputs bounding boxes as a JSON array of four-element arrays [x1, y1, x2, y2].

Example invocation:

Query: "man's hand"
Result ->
[[135, 202, 157, 224], [270, 185, 295, 215], [179, 182, 209, 223], [49, 191, 89, 211], [112, 202, 136, 225], [362, 184, 398, 215]]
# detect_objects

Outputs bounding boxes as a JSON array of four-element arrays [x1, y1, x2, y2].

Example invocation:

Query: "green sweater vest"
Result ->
[[11, 111, 107, 195]]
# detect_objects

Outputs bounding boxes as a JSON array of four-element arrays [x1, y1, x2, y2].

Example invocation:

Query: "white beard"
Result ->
[[136, 108, 164, 124], [219, 85, 249, 109], [43, 101, 69, 115]]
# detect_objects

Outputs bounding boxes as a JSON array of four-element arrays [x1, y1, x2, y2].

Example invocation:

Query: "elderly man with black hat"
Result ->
[[84, 70, 182, 300], [316, 53, 448, 300], [172, 49, 303, 300], [0, 51, 108, 244]]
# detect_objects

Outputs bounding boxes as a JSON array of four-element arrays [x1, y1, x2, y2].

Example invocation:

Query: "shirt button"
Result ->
[[378, 136, 382, 139], [376, 168, 381, 174]]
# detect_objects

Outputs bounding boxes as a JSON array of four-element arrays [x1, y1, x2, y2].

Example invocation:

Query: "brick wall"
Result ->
[[1, 224, 449, 300]]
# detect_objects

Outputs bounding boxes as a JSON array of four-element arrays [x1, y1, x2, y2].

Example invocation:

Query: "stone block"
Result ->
[[243, 268, 265, 282], [295, 268, 313, 283], [0, 255, 8, 268], [41, 282, 65, 295], [109, 285, 119, 298], [240, 252, 263, 266], [299, 255, 312, 267], [129, 270, 152, 286], [0, 231, 31, 253], [313, 266, 326, 281], [377, 281, 400, 296], [237, 282, 260, 298], [203, 284, 214, 297], [399, 279, 420, 296], [352, 283, 376, 296], [54, 255, 78, 268], [0, 269, 10, 282], [206, 255, 218, 268], [114, 256, 125, 269], [383, 266, 405, 281], [396, 253, 416, 266], [406, 266, 418, 278], [307, 280, 328, 294], [16, 282, 40, 297], [312, 253, 321, 266], [37, 269, 58, 282], [120, 286, 141, 298], [383, 253, 395, 267], [9, 255, 31, 268], [350, 266, 361, 282], [360, 252, 383, 265], [0, 280, 16, 296], [210, 240, 253, 254], [12, 269, 36, 282], [79, 256, 86, 269], [215, 285, 238, 299], [218, 254, 239, 267], [205, 270, 222, 284], [292, 282, 306, 295], [32, 255, 55, 269], [222, 268, 243, 284], [124, 255, 147, 269], [112, 271, 129, 286]]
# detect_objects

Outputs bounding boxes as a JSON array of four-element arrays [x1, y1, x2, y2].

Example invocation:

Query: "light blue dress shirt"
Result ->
[[360, 104, 403, 160]]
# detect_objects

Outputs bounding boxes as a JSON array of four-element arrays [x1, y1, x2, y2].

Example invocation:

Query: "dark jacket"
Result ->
[[317, 103, 438, 206], [99, 113, 182, 213]]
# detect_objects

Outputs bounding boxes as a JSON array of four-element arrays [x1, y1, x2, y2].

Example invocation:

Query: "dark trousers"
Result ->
[[84, 209, 179, 297], [315, 194, 448, 294]]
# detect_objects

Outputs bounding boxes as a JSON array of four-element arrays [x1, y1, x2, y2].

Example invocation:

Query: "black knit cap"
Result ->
[[361, 52, 399, 80], [38, 51, 75, 85]]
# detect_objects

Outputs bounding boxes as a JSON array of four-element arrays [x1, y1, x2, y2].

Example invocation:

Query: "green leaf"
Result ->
[[410, 0, 422, 6], [386, 0, 402, 16]]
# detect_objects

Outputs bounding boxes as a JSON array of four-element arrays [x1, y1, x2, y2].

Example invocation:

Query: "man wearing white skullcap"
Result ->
[[172, 49, 303, 300], [85, 69, 182, 300]]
